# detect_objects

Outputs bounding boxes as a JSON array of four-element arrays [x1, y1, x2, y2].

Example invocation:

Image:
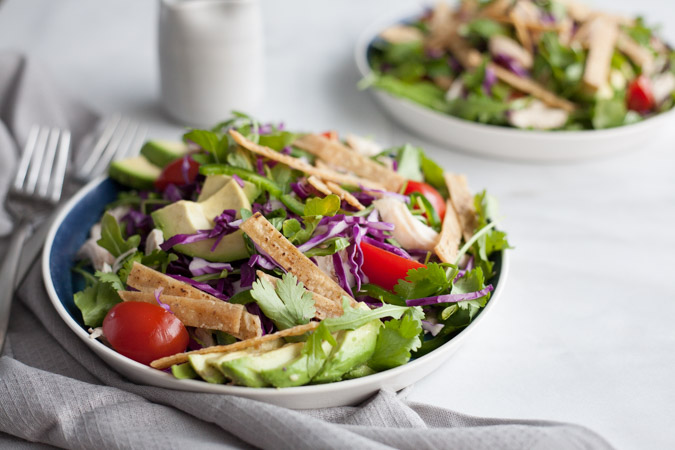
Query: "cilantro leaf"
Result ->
[[302, 322, 337, 378], [420, 153, 448, 197], [73, 280, 122, 327], [97, 213, 140, 258], [393, 263, 451, 300], [367, 310, 422, 371], [303, 195, 341, 217], [142, 250, 179, 273], [250, 273, 315, 330], [93, 271, 124, 291], [323, 298, 423, 332], [471, 191, 511, 276]]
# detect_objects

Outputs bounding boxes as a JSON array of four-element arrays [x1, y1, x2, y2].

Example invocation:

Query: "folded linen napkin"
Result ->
[[0, 54, 614, 450]]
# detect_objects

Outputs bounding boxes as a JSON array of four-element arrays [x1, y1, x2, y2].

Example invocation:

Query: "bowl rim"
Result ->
[[42, 175, 510, 397], [354, 5, 675, 140]]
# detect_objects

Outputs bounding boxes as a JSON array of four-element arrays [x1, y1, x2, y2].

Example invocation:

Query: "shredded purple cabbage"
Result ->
[[168, 274, 230, 301], [232, 174, 245, 188], [188, 257, 233, 277], [296, 221, 350, 253], [493, 54, 530, 77], [121, 209, 152, 238], [406, 285, 494, 306], [482, 65, 497, 96], [290, 180, 313, 200], [359, 186, 410, 203], [246, 303, 275, 335], [160, 209, 240, 252], [256, 157, 265, 175], [154, 287, 172, 313], [240, 254, 278, 288], [361, 236, 412, 259], [181, 155, 192, 184], [332, 252, 353, 297], [281, 146, 292, 155], [345, 224, 366, 291], [421, 320, 444, 336]]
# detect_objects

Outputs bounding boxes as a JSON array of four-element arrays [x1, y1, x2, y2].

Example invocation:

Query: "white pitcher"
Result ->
[[158, 0, 264, 126]]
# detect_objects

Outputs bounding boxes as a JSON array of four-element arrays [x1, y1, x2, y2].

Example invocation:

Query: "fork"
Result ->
[[12, 115, 147, 290], [0, 126, 70, 352]]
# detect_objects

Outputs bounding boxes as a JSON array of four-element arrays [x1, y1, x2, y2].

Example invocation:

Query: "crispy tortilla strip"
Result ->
[[510, 5, 533, 52], [150, 322, 320, 369], [446, 34, 482, 69], [307, 175, 332, 196], [379, 25, 424, 44], [117, 291, 261, 340], [617, 31, 655, 75], [583, 17, 618, 90], [433, 200, 463, 263], [433, 75, 454, 91], [479, 0, 511, 19], [127, 261, 213, 301], [256, 271, 343, 320], [444, 173, 477, 242], [229, 129, 384, 190], [427, 2, 454, 50], [240, 212, 355, 305], [491, 65, 576, 112], [557, 0, 592, 22], [325, 181, 365, 211], [126, 262, 262, 339], [293, 134, 405, 192]]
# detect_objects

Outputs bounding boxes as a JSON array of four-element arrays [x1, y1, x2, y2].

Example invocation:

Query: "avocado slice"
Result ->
[[260, 339, 334, 388], [171, 362, 198, 379], [220, 343, 304, 387], [151, 180, 252, 262], [188, 350, 250, 384], [311, 320, 381, 384], [198, 175, 260, 203], [140, 140, 189, 167], [109, 155, 162, 190], [342, 364, 376, 380]]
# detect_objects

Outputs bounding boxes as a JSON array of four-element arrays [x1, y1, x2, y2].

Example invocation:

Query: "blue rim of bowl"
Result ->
[[42, 175, 509, 396], [354, 7, 675, 140]]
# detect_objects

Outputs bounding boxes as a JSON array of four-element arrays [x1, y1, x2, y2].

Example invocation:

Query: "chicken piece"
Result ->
[[509, 100, 569, 130]]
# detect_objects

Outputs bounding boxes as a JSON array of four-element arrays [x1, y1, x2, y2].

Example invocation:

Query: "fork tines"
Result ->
[[76, 114, 148, 181], [12, 126, 70, 204]]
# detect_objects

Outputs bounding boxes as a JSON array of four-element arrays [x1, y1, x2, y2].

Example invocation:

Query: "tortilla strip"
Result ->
[[427, 1, 454, 50], [617, 31, 655, 75], [307, 175, 332, 196], [510, 6, 533, 52], [117, 291, 261, 340], [126, 262, 261, 339], [379, 25, 424, 44], [228, 129, 384, 190], [293, 134, 405, 192], [325, 181, 365, 211], [583, 17, 618, 90], [446, 33, 482, 69], [479, 0, 511, 20], [444, 173, 477, 242], [491, 65, 576, 112], [240, 212, 355, 305], [256, 271, 343, 320], [150, 322, 320, 369], [433, 200, 463, 263]]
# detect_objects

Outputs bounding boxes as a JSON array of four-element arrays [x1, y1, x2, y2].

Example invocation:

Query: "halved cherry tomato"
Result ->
[[626, 75, 655, 112], [103, 302, 189, 365], [154, 155, 200, 191], [321, 130, 338, 140], [360, 242, 426, 291], [404, 180, 446, 220]]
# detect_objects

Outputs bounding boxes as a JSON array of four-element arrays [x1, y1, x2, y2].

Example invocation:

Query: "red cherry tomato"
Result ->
[[102, 302, 189, 365], [626, 75, 655, 112], [154, 155, 200, 191], [321, 130, 338, 140], [403, 180, 446, 220], [360, 242, 426, 291]]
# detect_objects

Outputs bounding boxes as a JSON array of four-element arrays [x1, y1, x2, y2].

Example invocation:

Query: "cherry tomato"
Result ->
[[103, 302, 189, 365], [360, 242, 426, 291], [626, 75, 655, 112], [404, 180, 446, 220], [321, 130, 338, 140], [154, 155, 200, 191]]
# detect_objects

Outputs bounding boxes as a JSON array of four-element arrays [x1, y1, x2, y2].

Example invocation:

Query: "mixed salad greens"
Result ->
[[73, 113, 509, 388], [363, 0, 675, 130]]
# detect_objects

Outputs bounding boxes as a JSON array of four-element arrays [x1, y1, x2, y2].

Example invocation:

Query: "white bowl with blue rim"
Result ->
[[42, 176, 509, 409]]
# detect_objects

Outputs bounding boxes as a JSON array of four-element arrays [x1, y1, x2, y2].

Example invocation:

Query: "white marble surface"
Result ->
[[1, 0, 674, 448]]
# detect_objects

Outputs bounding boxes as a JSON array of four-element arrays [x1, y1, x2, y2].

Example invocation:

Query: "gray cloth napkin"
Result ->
[[0, 54, 614, 450]]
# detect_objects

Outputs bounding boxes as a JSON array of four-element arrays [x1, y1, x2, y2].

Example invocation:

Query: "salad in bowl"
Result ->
[[363, 0, 675, 131], [70, 113, 509, 389]]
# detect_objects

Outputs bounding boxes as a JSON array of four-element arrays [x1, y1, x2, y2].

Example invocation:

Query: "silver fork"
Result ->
[[13, 115, 147, 289], [0, 126, 71, 352]]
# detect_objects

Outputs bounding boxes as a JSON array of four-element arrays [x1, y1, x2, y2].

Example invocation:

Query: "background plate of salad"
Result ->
[[42, 114, 509, 408], [355, 1, 675, 162]]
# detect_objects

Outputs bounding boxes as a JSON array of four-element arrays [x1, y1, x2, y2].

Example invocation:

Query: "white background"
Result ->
[[1, 0, 674, 448]]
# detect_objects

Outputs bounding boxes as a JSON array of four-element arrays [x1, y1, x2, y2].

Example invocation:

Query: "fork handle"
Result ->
[[0, 218, 33, 354]]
